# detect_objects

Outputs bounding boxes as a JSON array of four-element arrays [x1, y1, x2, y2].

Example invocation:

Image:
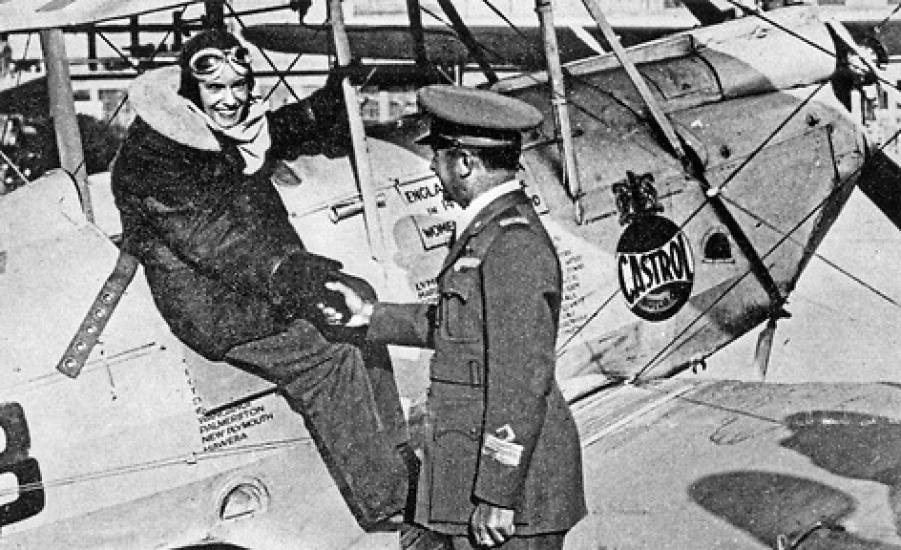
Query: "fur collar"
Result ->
[[128, 65, 221, 151]]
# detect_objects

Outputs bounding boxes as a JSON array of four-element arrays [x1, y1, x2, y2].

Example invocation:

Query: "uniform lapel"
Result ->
[[439, 190, 529, 277]]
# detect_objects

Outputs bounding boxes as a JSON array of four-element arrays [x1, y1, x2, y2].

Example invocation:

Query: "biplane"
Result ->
[[1, 0, 901, 548]]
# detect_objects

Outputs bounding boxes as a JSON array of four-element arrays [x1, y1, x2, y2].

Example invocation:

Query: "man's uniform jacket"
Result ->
[[368, 189, 587, 536]]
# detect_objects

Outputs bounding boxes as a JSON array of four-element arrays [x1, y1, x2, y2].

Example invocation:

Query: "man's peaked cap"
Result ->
[[416, 85, 543, 149]]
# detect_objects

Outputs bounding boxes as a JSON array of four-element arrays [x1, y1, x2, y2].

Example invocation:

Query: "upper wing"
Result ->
[[0, 0, 198, 33], [241, 23, 686, 69]]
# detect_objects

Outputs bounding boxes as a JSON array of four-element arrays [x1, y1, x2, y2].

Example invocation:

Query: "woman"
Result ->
[[112, 29, 412, 528]]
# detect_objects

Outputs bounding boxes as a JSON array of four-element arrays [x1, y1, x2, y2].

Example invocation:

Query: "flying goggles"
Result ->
[[189, 46, 251, 80]]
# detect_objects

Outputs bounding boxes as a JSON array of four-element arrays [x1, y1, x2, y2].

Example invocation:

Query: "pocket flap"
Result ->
[[441, 271, 477, 302]]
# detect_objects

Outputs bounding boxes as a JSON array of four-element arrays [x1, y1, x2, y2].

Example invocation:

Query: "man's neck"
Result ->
[[456, 178, 521, 236], [466, 170, 518, 203]]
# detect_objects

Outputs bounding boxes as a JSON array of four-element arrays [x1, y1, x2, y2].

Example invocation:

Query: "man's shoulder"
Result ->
[[468, 210, 529, 249], [481, 214, 554, 265], [497, 211, 531, 229], [493, 205, 547, 241]]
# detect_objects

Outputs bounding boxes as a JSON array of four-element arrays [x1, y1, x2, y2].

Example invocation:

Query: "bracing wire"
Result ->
[[877, 2, 901, 31], [723, 195, 901, 309], [96, 32, 142, 73], [262, 52, 304, 103], [414, 0, 901, 364], [556, 76, 829, 357], [552, 4, 901, 364], [628, 125, 901, 383], [428, 1, 651, 136], [66, 4, 191, 180], [0, 147, 29, 186], [418, 5, 452, 29], [0, 436, 316, 500], [726, 0, 900, 93], [480, 0, 533, 45], [225, 1, 306, 104]]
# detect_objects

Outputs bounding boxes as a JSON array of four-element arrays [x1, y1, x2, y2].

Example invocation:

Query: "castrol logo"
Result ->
[[616, 215, 694, 322]]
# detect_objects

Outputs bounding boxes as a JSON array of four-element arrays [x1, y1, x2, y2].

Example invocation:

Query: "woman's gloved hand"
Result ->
[[271, 251, 350, 325]]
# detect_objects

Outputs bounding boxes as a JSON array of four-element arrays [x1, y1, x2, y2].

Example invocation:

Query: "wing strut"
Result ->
[[580, 0, 780, 305], [535, 0, 583, 223], [203, 0, 225, 30], [327, 0, 386, 261], [579, 0, 686, 160], [579, 0, 789, 378], [41, 29, 93, 223], [405, 0, 430, 70]]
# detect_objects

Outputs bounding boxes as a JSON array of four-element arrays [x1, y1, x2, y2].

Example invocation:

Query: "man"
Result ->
[[326, 85, 586, 549], [111, 29, 411, 528]]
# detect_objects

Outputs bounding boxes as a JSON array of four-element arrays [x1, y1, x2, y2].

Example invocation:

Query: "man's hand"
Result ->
[[321, 281, 373, 328], [470, 501, 515, 548]]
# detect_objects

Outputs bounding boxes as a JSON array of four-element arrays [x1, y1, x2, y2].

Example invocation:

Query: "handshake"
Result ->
[[272, 252, 372, 328], [317, 280, 373, 328]]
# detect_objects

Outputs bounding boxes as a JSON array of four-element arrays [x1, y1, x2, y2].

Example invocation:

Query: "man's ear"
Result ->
[[456, 150, 473, 179]]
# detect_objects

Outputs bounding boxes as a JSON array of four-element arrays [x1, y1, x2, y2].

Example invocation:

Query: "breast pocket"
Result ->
[[439, 271, 481, 342]]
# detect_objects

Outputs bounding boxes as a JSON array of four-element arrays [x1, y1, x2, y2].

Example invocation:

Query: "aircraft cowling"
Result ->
[[521, 91, 861, 384], [493, 6, 867, 384]]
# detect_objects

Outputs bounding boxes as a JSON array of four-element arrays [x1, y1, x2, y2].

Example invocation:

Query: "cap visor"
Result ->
[[415, 132, 453, 147]]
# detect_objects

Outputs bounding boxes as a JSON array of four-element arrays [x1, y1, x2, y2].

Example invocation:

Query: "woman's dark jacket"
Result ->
[[112, 66, 344, 360]]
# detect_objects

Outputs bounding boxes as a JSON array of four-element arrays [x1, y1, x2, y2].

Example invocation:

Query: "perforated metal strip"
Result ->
[[56, 251, 139, 378]]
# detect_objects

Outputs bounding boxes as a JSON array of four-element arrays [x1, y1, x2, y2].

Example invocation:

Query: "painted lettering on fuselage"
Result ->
[[619, 232, 694, 306], [617, 228, 694, 321], [402, 181, 444, 204], [198, 402, 275, 453]]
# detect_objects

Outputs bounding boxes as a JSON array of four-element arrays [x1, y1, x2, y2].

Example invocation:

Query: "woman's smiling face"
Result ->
[[197, 64, 250, 129]]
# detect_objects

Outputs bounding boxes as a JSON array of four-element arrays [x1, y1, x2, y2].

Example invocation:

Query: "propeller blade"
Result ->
[[753, 318, 778, 380]]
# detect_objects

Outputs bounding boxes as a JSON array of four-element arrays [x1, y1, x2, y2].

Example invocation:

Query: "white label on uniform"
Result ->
[[483, 425, 523, 467]]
